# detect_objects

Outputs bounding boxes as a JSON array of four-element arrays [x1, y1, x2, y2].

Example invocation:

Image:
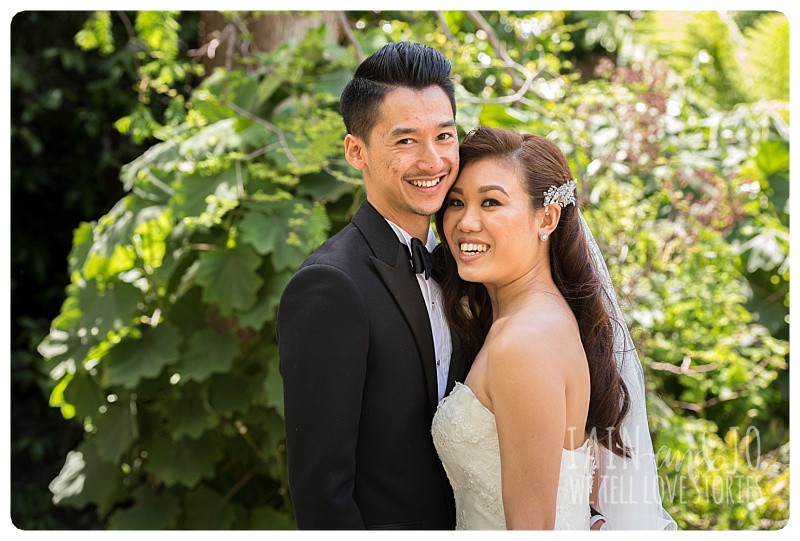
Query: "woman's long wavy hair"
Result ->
[[434, 127, 631, 458]]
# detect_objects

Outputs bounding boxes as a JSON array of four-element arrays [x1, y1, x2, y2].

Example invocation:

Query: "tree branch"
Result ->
[[221, 98, 300, 165], [435, 11, 454, 41], [651, 360, 719, 376], [115, 11, 149, 102], [338, 11, 365, 62], [466, 11, 525, 87]]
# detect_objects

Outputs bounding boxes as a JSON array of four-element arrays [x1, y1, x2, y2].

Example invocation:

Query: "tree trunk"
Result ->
[[198, 11, 343, 73]]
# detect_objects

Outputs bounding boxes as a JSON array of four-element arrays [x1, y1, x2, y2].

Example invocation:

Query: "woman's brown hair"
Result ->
[[434, 127, 631, 458]]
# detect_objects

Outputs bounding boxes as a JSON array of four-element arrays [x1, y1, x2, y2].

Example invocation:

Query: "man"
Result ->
[[277, 42, 468, 529]]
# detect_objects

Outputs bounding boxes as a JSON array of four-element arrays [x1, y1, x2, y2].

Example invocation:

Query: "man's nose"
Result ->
[[417, 141, 445, 173]]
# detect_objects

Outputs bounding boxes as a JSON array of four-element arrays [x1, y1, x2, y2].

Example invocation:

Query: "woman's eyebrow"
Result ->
[[448, 185, 509, 196], [478, 185, 509, 196]]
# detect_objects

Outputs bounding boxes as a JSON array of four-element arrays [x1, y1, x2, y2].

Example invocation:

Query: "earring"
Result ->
[[539, 231, 549, 241]]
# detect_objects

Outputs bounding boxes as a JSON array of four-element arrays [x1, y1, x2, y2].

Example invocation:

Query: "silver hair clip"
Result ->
[[543, 179, 577, 216]]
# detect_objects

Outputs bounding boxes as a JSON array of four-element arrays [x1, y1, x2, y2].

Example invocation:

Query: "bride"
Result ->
[[431, 127, 676, 530]]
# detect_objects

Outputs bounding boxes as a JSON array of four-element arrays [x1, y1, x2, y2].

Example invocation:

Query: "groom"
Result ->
[[277, 42, 469, 529]]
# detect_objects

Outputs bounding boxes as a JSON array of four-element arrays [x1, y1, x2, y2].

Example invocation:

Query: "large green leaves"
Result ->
[[262, 345, 284, 418], [91, 399, 139, 462], [181, 485, 236, 529], [166, 382, 219, 440], [239, 196, 330, 271], [169, 170, 238, 219], [144, 433, 222, 488], [49, 441, 123, 514], [248, 506, 295, 529], [108, 485, 181, 529], [104, 324, 181, 388], [195, 244, 263, 314], [174, 329, 239, 382]]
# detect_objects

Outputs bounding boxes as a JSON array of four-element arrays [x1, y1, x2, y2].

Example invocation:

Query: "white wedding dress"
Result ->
[[431, 382, 595, 530]]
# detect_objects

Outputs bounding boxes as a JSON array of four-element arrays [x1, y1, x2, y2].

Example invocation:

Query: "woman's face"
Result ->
[[442, 158, 542, 286]]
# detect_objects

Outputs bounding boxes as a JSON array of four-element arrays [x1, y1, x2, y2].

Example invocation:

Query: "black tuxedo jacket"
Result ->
[[277, 199, 471, 530]]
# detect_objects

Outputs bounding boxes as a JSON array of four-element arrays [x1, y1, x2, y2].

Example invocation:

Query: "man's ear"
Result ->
[[344, 134, 367, 171]]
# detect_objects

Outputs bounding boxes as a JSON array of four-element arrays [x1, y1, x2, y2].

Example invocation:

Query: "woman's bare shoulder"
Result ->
[[484, 310, 583, 384]]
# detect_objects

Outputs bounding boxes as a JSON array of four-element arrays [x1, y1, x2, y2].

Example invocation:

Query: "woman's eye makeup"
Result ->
[[445, 196, 503, 207]]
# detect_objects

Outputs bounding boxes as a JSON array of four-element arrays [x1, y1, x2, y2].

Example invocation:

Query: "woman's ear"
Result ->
[[344, 134, 367, 171], [540, 204, 562, 236]]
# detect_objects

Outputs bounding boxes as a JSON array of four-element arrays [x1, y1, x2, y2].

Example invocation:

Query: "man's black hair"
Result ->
[[339, 41, 456, 143]]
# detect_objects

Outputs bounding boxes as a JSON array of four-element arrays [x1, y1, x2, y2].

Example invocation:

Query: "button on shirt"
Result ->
[[384, 219, 452, 402]]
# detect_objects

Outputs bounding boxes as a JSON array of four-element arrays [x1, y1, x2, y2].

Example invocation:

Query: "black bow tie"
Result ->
[[409, 237, 434, 280]]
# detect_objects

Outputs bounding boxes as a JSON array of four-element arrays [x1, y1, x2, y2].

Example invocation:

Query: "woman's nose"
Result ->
[[457, 205, 482, 232]]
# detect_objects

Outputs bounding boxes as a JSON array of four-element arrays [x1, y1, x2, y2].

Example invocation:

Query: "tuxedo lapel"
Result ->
[[445, 329, 465, 396], [372, 248, 438, 411], [354, 201, 439, 413]]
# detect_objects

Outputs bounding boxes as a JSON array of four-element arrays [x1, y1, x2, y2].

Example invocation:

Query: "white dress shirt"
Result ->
[[384, 219, 453, 402]]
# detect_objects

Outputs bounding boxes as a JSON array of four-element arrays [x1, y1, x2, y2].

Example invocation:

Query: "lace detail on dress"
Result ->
[[431, 383, 595, 530]]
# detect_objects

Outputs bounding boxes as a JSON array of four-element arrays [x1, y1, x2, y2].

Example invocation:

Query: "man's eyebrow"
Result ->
[[389, 127, 418, 138], [388, 120, 456, 138]]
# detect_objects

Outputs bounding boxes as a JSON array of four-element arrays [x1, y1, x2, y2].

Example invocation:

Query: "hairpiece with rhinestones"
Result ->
[[543, 179, 577, 216]]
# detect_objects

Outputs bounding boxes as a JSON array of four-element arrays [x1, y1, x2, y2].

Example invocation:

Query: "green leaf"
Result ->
[[239, 198, 330, 271], [179, 118, 238, 159], [75, 279, 140, 340], [167, 381, 219, 439], [49, 441, 122, 510], [262, 344, 284, 418], [144, 432, 222, 488], [195, 244, 263, 314], [236, 269, 291, 330], [248, 506, 295, 530], [107, 485, 180, 529], [756, 140, 790, 176], [91, 399, 139, 463], [175, 329, 239, 383], [304, 69, 352, 99], [74, 11, 115, 54], [105, 324, 181, 389], [235, 121, 278, 150], [82, 199, 142, 279], [207, 373, 256, 415], [168, 286, 208, 336], [296, 170, 352, 204], [130, 167, 175, 206], [39, 329, 93, 376], [63, 369, 105, 420], [133, 210, 172, 271], [169, 170, 238, 219], [120, 139, 180, 191], [252, 407, 286, 457], [67, 222, 94, 276], [181, 485, 235, 529], [49, 374, 76, 420], [479, 103, 528, 127]]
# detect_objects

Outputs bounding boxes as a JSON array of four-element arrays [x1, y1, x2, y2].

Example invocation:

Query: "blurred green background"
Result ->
[[11, 11, 789, 530]]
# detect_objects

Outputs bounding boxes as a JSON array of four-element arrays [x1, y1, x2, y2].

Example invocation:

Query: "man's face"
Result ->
[[345, 86, 459, 227]]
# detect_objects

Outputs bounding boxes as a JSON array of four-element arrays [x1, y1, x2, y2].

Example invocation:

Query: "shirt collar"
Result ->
[[384, 218, 438, 253]]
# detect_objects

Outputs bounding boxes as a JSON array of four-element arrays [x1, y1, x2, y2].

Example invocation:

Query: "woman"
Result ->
[[430, 127, 676, 530]]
